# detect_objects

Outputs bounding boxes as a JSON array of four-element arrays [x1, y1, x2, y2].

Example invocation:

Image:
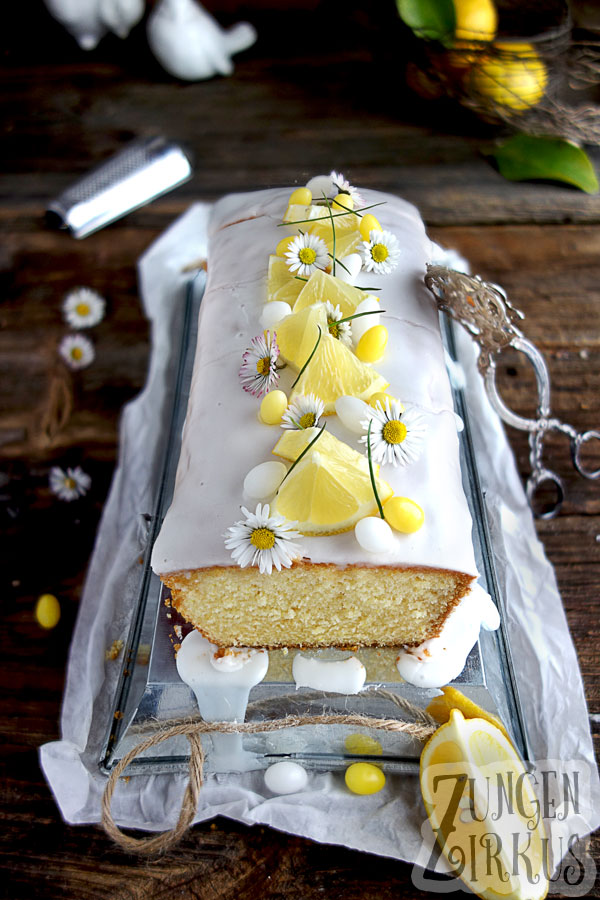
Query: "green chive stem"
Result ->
[[291, 325, 322, 389], [279, 424, 326, 486], [367, 420, 384, 519], [277, 201, 385, 228], [336, 309, 387, 326]]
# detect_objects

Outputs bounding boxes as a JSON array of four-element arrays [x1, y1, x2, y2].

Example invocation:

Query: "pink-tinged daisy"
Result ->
[[285, 232, 329, 278], [239, 331, 280, 397], [49, 465, 91, 501], [62, 287, 106, 329], [58, 334, 95, 370], [360, 400, 426, 467], [359, 230, 401, 275], [329, 170, 364, 206], [281, 393, 325, 430], [224, 503, 301, 574], [325, 301, 352, 347]]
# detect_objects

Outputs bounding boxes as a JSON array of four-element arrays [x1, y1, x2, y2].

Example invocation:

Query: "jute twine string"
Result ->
[[101, 698, 437, 855]]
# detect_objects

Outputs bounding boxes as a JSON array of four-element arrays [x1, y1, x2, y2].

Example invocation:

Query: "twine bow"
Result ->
[[101, 694, 437, 855]]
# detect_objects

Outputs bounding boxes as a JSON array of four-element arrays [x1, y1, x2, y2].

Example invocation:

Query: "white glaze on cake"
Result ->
[[292, 654, 367, 694], [395, 584, 500, 688], [151, 186, 478, 579]]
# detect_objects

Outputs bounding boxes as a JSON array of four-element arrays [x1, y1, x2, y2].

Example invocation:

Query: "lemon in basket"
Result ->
[[469, 41, 548, 111]]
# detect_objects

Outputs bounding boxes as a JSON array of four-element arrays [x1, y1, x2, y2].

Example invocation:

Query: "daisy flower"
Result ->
[[62, 287, 106, 329], [58, 334, 95, 370], [329, 170, 363, 206], [281, 393, 325, 430], [325, 302, 352, 347], [360, 400, 426, 467], [360, 230, 401, 275], [285, 232, 329, 278], [49, 465, 91, 501], [224, 503, 301, 575], [239, 331, 280, 398]]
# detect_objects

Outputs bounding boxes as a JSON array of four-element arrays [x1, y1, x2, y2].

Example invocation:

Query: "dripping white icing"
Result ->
[[292, 654, 366, 694]]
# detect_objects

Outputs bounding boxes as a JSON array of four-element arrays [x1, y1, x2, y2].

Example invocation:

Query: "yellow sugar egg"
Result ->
[[369, 391, 400, 411], [260, 390, 288, 425], [332, 192, 354, 211], [355, 325, 388, 363], [345, 762, 386, 795], [384, 496, 425, 534], [275, 236, 295, 257], [359, 214, 382, 242], [288, 187, 312, 206], [35, 593, 61, 630]]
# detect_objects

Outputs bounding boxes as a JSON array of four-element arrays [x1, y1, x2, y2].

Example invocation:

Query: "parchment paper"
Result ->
[[40, 205, 600, 871]]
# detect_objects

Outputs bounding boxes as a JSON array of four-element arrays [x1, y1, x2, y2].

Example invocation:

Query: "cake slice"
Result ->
[[151, 177, 478, 648]]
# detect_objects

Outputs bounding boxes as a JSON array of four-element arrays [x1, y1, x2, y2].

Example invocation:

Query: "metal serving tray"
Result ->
[[99, 275, 531, 777]]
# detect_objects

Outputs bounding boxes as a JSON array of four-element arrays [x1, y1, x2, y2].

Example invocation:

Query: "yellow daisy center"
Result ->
[[71, 347, 83, 360], [328, 320, 340, 339], [371, 243, 389, 263], [298, 247, 317, 266], [75, 302, 90, 316], [250, 527, 276, 550], [65, 477, 76, 490], [256, 356, 271, 375], [382, 420, 407, 444], [299, 412, 316, 428]]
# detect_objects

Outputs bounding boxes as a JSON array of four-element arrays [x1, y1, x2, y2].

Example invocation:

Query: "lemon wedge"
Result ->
[[275, 303, 329, 368], [272, 447, 392, 535], [293, 269, 366, 317], [267, 255, 305, 306], [426, 686, 512, 744], [290, 332, 388, 414], [273, 425, 378, 470], [420, 709, 549, 900]]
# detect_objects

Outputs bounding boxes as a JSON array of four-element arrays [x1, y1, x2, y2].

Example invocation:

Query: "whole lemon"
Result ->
[[470, 41, 548, 111], [453, 0, 497, 43]]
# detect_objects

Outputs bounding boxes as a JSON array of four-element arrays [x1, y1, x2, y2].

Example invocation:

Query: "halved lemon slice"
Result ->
[[420, 709, 549, 900], [275, 303, 328, 368], [290, 332, 388, 414], [292, 269, 366, 318], [267, 255, 305, 306], [272, 448, 392, 535], [273, 425, 374, 470], [426, 686, 512, 743]]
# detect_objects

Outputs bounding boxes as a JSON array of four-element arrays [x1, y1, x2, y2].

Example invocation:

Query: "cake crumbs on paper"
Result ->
[[114, 711, 123, 720], [174, 624, 183, 641], [105, 639, 124, 661]]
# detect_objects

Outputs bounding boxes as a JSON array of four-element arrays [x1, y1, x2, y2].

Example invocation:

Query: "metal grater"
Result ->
[[46, 136, 193, 239]]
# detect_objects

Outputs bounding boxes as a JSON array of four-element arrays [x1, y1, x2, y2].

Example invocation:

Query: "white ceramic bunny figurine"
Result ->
[[44, 0, 144, 49], [147, 0, 257, 80]]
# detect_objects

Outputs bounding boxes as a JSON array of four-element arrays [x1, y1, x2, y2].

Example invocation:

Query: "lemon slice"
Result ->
[[290, 332, 388, 414], [293, 269, 366, 317], [267, 255, 305, 306], [426, 686, 512, 743], [420, 709, 549, 900], [273, 425, 377, 471], [272, 448, 392, 535], [275, 303, 328, 368]]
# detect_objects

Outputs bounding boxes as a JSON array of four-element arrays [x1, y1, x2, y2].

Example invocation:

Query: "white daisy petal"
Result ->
[[49, 465, 91, 502], [359, 229, 401, 275], [284, 233, 329, 278], [224, 503, 301, 574], [329, 170, 364, 206], [360, 401, 426, 467], [281, 393, 325, 430], [62, 287, 106, 329], [58, 334, 95, 370]]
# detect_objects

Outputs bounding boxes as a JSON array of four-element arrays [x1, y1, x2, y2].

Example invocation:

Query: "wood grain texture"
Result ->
[[1, 1, 599, 897]]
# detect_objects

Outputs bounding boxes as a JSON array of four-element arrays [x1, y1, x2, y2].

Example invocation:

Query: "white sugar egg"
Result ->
[[264, 761, 308, 795], [243, 461, 287, 500], [335, 395, 371, 434], [352, 296, 380, 345], [335, 253, 362, 285], [305, 174, 333, 197], [355, 516, 394, 553], [260, 301, 292, 330]]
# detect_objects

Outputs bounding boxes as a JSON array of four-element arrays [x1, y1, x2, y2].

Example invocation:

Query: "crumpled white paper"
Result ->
[[40, 205, 600, 869]]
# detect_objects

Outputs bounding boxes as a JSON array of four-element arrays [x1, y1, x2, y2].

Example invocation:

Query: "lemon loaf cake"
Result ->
[[151, 174, 478, 648]]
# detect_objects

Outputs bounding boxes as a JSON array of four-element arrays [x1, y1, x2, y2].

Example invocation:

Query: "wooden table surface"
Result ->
[[1, 2, 599, 897]]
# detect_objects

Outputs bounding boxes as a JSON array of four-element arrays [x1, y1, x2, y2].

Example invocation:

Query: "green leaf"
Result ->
[[396, 0, 455, 43], [490, 134, 599, 194]]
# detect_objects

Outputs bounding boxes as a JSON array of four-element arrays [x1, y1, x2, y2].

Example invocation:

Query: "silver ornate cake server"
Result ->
[[425, 265, 600, 518]]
